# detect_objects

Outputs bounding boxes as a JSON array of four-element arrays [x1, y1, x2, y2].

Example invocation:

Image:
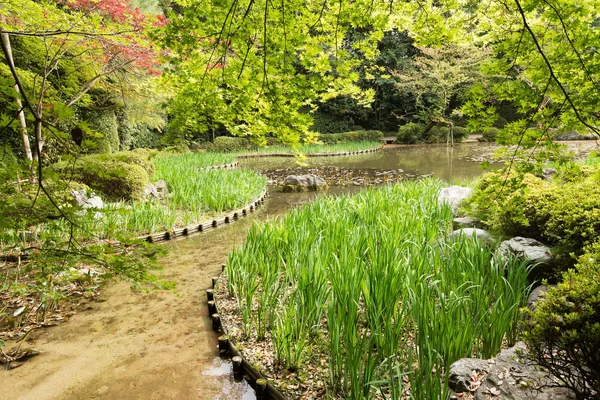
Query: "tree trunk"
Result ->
[[0, 31, 33, 162]]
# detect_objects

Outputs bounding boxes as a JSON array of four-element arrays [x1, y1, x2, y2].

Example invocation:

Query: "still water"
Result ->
[[194, 141, 598, 399]]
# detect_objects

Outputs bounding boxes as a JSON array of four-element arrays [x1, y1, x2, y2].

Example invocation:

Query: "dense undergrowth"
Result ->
[[225, 179, 530, 399], [468, 155, 600, 399]]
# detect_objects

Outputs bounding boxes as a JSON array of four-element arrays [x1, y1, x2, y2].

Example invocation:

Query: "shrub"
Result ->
[[470, 168, 600, 271], [468, 170, 550, 239], [83, 109, 120, 153], [319, 130, 383, 144], [521, 181, 600, 257], [480, 127, 500, 142], [453, 126, 470, 141], [129, 126, 163, 150], [208, 136, 251, 152], [310, 113, 356, 133], [396, 123, 425, 144], [50, 150, 153, 201], [524, 241, 600, 400]]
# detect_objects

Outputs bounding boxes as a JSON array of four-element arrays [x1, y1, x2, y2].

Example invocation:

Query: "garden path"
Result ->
[[1, 220, 257, 400]]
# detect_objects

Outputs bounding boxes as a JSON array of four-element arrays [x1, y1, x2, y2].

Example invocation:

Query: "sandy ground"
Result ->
[[0, 220, 257, 400]]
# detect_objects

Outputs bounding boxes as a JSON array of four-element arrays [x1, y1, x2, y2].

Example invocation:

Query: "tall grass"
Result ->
[[31, 157, 266, 241], [155, 152, 237, 168], [226, 179, 530, 399]]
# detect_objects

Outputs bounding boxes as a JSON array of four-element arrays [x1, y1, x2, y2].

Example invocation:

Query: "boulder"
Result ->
[[438, 186, 473, 211], [541, 168, 557, 181], [448, 228, 494, 245], [155, 180, 169, 196], [282, 174, 328, 192], [72, 189, 104, 209], [449, 358, 490, 392], [143, 183, 159, 200], [527, 285, 548, 311], [453, 217, 480, 230], [448, 342, 576, 400], [497, 237, 553, 265], [554, 130, 595, 141]]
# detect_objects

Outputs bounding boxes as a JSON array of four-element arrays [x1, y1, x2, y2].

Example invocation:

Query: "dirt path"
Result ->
[[1, 219, 259, 400]]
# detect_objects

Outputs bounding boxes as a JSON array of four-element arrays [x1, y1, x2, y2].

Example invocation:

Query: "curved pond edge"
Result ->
[[208, 273, 287, 400], [140, 189, 268, 244], [236, 145, 384, 159]]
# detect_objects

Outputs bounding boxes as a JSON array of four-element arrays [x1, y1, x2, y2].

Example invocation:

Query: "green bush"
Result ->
[[310, 113, 356, 133], [453, 126, 470, 141], [396, 123, 425, 144], [83, 109, 120, 153], [524, 241, 600, 400], [129, 126, 163, 150], [479, 127, 500, 142], [470, 168, 600, 270], [50, 150, 153, 201], [207, 136, 251, 152], [521, 180, 600, 256], [319, 130, 383, 144]]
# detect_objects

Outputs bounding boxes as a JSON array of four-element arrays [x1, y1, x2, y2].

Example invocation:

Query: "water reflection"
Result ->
[[202, 358, 256, 400], [242, 143, 502, 182]]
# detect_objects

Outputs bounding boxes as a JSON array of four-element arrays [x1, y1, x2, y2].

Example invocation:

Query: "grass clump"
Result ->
[[154, 152, 236, 168], [94, 162, 266, 236], [225, 179, 530, 399]]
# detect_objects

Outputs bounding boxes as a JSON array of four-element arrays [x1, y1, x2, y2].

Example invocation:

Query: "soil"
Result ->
[[0, 219, 259, 400]]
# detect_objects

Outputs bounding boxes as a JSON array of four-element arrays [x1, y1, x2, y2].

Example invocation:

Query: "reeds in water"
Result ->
[[226, 179, 530, 399]]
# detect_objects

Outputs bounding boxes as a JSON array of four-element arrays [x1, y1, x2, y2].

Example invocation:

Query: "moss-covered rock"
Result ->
[[49, 150, 153, 201]]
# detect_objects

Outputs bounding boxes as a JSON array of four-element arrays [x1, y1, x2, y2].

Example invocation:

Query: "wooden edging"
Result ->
[[139, 190, 268, 244], [236, 145, 384, 159], [201, 161, 239, 170], [209, 271, 287, 400]]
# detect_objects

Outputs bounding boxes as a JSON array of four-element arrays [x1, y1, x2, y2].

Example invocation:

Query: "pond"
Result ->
[[183, 141, 599, 399]]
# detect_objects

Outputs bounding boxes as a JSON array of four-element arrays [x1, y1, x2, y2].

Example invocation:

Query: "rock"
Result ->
[[527, 285, 548, 310], [541, 168, 557, 181], [282, 174, 328, 192], [448, 228, 494, 245], [497, 237, 553, 265], [155, 180, 168, 195], [449, 358, 491, 392], [453, 217, 480, 229], [72, 189, 104, 209], [439, 186, 473, 211], [463, 343, 576, 400], [143, 183, 159, 199], [554, 130, 595, 141]]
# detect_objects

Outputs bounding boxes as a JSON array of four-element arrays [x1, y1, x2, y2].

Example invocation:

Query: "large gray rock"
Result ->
[[448, 228, 494, 245], [541, 168, 557, 181], [453, 217, 480, 230], [282, 174, 328, 192], [72, 189, 104, 209], [439, 186, 473, 211], [497, 237, 553, 265], [155, 180, 168, 196], [554, 130, 595, 140], [527, 285, 549, 311], [449, 358, 491, 392], [143, 183, 159, 199], [451, 343, 575, 400]]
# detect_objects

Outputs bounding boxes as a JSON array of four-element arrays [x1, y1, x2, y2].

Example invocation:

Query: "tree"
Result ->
[[0, 0, 163, 165], [461, 0, 600, 144], [393, 43, 489, 136], [155, 0, 389, 145]]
